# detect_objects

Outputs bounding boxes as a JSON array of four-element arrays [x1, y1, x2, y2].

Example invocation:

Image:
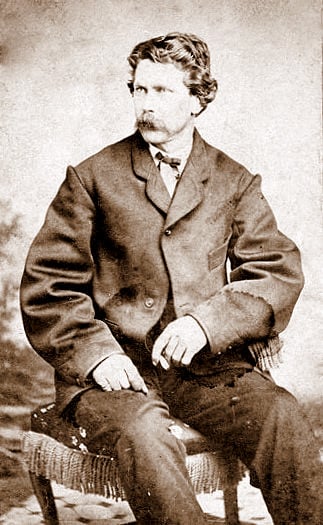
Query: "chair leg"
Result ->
[[29, 471, 59, 525], [223, 484, 239, 525]]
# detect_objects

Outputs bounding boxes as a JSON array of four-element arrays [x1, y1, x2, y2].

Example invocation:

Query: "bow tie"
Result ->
[[155, 151, 181, 170]]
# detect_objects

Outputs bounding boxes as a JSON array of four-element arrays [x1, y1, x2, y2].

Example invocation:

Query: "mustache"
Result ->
[[136, 114, 163, 130]]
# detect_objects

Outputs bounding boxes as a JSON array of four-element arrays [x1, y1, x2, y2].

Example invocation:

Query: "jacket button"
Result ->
[[230, 396, 241, 405], [144, 297, 155, 308], [164, 229, 172, 236]]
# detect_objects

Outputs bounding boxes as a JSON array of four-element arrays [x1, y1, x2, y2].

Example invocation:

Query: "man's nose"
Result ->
[[141, 91, 158, 111]]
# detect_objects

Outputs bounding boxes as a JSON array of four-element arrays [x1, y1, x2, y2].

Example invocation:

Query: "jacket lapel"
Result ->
[[131, 132, 171, 214], [164, 130, 210, 229], [131, 129, 211, 223]]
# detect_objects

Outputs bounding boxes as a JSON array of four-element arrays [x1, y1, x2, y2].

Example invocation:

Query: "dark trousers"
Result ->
[[70, 350, 322, 525]]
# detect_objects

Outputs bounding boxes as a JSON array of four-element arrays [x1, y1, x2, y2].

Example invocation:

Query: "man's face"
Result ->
[[133, 59, 201, 150]]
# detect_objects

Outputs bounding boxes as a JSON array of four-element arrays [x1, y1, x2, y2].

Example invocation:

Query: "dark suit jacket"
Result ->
[[20, 130, 304, 412]]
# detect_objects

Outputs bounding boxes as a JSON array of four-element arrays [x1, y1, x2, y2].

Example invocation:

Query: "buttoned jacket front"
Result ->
[[20, 130, 304, 411]]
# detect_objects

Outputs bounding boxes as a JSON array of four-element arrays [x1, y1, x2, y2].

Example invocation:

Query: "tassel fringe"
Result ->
[[248, 336, 283, 370], [22, 431, 243, 498], [22, 431, 126, 499]]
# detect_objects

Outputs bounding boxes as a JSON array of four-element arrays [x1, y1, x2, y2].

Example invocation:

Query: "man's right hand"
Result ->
[[92, 354, 148, 394]]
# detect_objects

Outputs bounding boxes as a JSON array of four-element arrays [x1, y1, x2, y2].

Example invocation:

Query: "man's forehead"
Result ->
[[134, 59, 186, 86]]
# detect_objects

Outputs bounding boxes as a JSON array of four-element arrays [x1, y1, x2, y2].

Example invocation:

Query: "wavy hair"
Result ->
[[127, 32, 218, 114]]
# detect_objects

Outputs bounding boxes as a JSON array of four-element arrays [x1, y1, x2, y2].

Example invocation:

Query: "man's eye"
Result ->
[[134, 86, 146, 94]]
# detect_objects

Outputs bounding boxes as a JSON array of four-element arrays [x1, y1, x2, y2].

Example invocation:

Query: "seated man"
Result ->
[[20, 32, 321, 524]]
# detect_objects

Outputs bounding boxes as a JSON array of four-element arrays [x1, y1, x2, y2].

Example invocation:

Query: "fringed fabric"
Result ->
[[187, 452, 243, 494], [22, 431, 243, 498], [22, 431, 126, 500], [248, 335, 283, 370]]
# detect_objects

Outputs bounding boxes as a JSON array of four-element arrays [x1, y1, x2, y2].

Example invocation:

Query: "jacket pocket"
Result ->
[[208, 241, 228, 270]]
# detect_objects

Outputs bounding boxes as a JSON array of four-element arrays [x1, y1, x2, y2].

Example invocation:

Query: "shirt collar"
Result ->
[[148, 142, 192, 175]]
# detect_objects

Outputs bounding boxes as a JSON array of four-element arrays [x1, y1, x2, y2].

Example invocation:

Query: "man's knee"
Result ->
[[72, 388, 171, 451], [123, 397, 174, 446]]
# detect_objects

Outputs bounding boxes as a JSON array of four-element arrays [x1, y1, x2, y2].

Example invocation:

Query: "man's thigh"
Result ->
[[166, 369, 294, 461], [70, 385, 174, 455]]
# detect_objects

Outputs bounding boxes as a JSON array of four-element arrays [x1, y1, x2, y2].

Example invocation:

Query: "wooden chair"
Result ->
[[22, 403, 244, 525]]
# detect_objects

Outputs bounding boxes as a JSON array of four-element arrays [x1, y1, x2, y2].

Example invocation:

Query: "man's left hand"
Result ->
[[152, 316, 207, 370]]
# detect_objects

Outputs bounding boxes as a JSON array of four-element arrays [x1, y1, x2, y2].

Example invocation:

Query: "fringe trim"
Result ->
[[248, 336, 283, 370], [22, 431, 126, 500], [22, 431, 243, 497], [186, 452, 243, 494]]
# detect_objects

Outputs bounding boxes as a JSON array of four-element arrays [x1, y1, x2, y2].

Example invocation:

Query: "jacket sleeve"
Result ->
[[190, 172, 304, 354], [20, 166, 125, 388]]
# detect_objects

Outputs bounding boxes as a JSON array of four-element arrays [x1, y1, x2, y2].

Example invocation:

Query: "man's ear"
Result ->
[[190, 95, 203, 117]]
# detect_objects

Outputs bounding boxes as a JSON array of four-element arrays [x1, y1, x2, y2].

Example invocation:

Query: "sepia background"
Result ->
[[0, 0, 322, 520]]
